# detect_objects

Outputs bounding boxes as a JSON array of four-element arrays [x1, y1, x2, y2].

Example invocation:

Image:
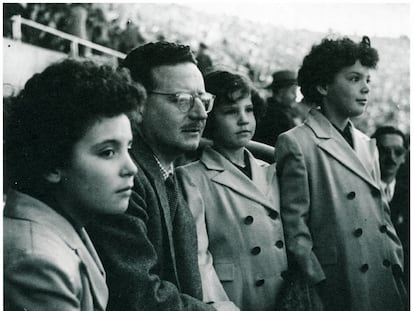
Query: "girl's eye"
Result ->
[[224, 109, 237, 115], [246, 107, 254, 113], [100, 149, 115, 158], [350, 76, 359, 82]]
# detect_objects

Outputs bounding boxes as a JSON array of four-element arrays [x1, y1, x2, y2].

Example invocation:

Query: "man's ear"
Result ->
[[43, 169, 62, 184], [316, 85, 328, 96]]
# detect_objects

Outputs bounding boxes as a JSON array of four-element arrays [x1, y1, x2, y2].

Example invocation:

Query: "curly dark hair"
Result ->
[[4, 58, 146, 194], [121, 41, 197, 91], [298, 36, 379, 106], [202, 70, 264, 139]]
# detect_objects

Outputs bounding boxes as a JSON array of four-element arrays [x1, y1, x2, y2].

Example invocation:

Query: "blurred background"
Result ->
[[3, 2, 410, 136]]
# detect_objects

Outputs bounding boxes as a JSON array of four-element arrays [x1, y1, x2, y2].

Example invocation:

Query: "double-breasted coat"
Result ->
[[3, 190, 108, 311], [87, 135, 215, 311], [275, 109, 406, 311], [176, 147, 288, 311]]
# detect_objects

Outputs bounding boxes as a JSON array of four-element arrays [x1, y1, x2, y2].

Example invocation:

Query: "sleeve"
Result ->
[[176, 167, 231, 303], [4, 253, 82, 311], [87, 174, 216, 311], [275, 133, 326, 284]]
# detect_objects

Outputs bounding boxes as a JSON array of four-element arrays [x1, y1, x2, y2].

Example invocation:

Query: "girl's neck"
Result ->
[[214, 145, 246, 167]]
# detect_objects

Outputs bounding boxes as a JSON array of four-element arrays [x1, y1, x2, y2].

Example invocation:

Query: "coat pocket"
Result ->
[[313, 246, 337, 265], [214, 263, 234, 282]]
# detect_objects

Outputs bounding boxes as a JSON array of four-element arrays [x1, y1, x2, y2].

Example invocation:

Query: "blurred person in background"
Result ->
[[87, 41, 238, 311], [177, 70, 287, 311], [196, 42, 214, 76], [275, 36, 406, 311], [3, 58, 143, 310], [372, 126, 409, 287], [254, 69, 298, 146]]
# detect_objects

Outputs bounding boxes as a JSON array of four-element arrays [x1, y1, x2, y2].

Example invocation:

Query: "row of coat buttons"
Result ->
[[250, 241, 284, 255], [244, 211, 279, 225], [358, 262, 401, 273], [353, 225, 387, 237], [347, 188, 381, 200]]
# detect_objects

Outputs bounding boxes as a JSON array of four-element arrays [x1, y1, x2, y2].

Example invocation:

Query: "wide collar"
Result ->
[[4, 190, 108, 310], [200, 146, 279, 211], [305, 109, 379, 189]]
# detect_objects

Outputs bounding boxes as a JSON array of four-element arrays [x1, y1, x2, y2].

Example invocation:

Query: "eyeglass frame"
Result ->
[[148, 91, 215, 113]]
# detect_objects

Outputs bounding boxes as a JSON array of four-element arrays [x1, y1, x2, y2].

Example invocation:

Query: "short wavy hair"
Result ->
[[298, 36, 379, 106], [121, 41, 197, 91], [4, 58, 146, 194], [202, 70, 264, 139]]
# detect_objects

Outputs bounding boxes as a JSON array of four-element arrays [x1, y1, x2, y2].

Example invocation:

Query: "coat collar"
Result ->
[[200, 147, 279, 211], [306, 109, 379, 189], [4, 190, 109, 310]]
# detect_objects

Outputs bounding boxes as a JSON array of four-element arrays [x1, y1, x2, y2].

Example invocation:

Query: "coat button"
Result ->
[[255, 279, 265, 287], [275, 240, 284, 249], [347, 191, 356, 199], [383, 259, 391, 267], [379, 225, 388, 233], [244, 216, 254, 225], [353, 228, 363, 237], [360, 264, 369, 273], [251, 246, 261, 255], [268, 210, 279, 219]]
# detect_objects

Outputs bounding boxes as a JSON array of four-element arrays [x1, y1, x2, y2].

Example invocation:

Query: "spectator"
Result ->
[[3, 59, 143, 310], [372, 126, 409, 286], [275, 36, 406, 311], [87, 41, 238, 311], [254, 70, 298, 146], [196, 42, 213, 75], [177, 70, 287, 310]]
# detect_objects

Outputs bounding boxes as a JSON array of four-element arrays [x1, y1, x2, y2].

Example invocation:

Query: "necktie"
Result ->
[[165, 173, 178, 216]]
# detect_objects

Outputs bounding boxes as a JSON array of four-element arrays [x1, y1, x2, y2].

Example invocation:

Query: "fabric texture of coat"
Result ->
[[3, 190, 108, 311], [87, 135, 215, 311], [275, 108, 406, 311], [176, 147, 288, 311]]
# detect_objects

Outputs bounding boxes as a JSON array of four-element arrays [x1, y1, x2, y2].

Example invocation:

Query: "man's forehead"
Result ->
[[378, 133, 404, 147]]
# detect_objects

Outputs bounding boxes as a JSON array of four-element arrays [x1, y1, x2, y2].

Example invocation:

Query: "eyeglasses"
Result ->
[[378, 146, 406, 158], [149, 91, 215, 113]]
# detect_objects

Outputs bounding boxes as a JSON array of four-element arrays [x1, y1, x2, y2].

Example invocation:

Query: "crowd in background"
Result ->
[[3, 2, 410, 135]]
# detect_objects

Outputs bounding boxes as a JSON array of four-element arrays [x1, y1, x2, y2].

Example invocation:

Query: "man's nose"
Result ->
[[189, 98, 208, 119]]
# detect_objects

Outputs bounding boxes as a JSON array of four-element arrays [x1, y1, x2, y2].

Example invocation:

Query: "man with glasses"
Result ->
[[372, 126, 409, 286], [88, 41, 238, 311]]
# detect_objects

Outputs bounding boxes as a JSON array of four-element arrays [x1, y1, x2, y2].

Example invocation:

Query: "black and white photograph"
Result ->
[[2, 2, 411, 310]]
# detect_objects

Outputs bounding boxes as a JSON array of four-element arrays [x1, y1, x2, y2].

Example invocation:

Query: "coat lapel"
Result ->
[[130, 134, 180, 287], [202, 147, 278, 211], [4, 190, 109, 310], [307, 109, 379, 190]]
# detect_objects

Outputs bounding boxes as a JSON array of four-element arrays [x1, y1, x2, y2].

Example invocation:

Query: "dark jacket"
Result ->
[[87, 135, 215, 311]]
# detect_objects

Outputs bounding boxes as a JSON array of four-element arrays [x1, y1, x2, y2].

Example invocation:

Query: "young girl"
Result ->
[[3, 59, 144, 310], [176, 70, 287, 311]]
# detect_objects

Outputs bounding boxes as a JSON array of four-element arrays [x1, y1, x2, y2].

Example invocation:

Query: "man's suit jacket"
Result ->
[[4, 190, 108, 311], [87, 135, 215, 311], [176, 147, 287, 311], [275, 109, 406, 311]]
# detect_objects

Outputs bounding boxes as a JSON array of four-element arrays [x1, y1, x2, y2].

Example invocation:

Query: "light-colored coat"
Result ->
[[3, 190, 108, 311], [275, 109, 406, 311], [176, 147, 287, 311]]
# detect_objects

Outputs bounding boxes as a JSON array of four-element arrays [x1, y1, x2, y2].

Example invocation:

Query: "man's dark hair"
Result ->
[[121, 41, 197, 91], [298, 36, 379, 106], [4, 58, 146, 195], [372, 126, 408, 149], [203, 70, 264, 139]]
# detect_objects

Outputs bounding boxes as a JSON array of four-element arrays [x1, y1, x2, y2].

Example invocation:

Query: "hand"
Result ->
[[211, 301, 240, 311]]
